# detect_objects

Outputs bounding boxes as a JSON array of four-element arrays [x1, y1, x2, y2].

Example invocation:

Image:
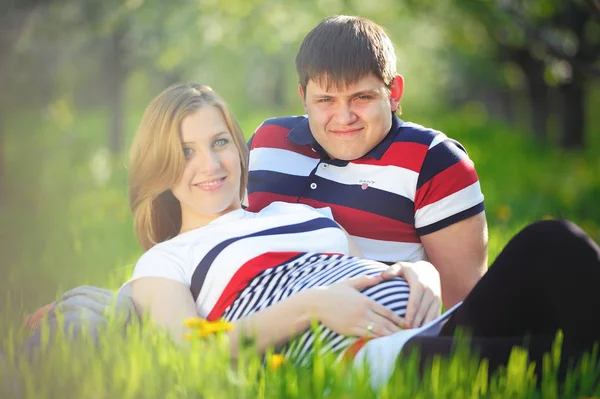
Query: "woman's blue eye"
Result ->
[[214, 138, 229, 147], [182, 147, 193, 158]]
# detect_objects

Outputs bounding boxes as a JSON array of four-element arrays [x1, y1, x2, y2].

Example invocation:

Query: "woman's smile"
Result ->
[[194, 177, 227, 191]]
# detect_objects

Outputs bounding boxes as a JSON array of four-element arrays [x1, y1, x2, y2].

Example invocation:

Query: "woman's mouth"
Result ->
[[194, 177, 226, 191]]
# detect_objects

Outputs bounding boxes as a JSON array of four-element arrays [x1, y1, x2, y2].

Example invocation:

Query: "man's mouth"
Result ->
[[330, 127, 363, 136]]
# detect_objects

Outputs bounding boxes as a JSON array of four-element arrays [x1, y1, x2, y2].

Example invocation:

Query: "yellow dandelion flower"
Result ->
[[268, 354, 286, 370], [194, 319, 235, 337], [211, 319, 234, 333], [197, 328, 212, 338], [184, 317, 208, 328]]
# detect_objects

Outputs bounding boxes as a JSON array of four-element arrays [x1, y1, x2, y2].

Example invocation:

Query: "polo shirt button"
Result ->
[[322, 163, 328, 168], [311, 148, 317, 152], [310, 183, 317, 189]]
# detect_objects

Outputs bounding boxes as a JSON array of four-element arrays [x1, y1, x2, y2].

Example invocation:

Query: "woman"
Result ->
[[125, 83, 600, 377]]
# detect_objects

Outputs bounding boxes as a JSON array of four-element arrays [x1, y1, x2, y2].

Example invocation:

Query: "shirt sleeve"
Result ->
[[125, 245, 189, 287], [414, 137, 485, 236]]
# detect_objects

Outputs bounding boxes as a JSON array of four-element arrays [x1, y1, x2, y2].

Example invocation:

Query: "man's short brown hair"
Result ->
[[295, 15, 397, 93]]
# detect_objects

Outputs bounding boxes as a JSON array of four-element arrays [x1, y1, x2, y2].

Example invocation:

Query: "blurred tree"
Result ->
[[3, 0, 597, 175], [0, 0, 52, 205], [105, 26, 129, 154], [430, 0, 600, 149], [502, 0, 600, 148]]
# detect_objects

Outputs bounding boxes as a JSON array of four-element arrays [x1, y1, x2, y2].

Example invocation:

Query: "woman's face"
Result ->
[[171, 105, 242, 230]]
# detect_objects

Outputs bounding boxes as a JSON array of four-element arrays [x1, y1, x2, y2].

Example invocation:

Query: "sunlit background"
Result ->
[[1, 0, 599, 322]]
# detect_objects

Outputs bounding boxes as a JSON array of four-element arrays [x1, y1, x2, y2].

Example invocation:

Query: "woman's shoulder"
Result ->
[[137, 234, 195, 267], [257, 202, 333, 220]]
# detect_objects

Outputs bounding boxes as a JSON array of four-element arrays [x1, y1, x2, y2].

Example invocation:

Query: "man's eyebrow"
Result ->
[[311, 89, 381, 97], [351, 89, 380, 96]]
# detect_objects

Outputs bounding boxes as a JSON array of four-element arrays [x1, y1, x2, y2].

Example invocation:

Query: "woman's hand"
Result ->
[[307, 275, 408, 337]]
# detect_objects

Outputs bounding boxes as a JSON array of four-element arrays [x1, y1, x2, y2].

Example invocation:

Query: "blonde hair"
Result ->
[[129, 83, 249, 250]]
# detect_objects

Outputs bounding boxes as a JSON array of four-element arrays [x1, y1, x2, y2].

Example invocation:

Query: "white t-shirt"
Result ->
[[124, 202, 348, 318]]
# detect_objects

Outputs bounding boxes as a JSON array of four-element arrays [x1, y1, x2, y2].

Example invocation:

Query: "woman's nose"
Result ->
[[194, 149, 221, 173]]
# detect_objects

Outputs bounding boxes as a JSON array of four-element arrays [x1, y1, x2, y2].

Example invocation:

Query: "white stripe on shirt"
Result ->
[[249, 147, 319, 176], [415, 181, 484, 228], [351, 236, 426, 263]]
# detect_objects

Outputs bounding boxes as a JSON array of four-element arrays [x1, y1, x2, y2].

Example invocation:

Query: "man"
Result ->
[[246, 16, 488, 327]]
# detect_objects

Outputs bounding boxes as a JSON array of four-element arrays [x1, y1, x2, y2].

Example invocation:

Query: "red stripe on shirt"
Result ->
[[251, 125, 319, 159], [207, 252, 304, 321], [342, 337, 374, 363], [352, 141, 428, 173], [299, 198, 420, 243], [246, 192, 299, 213], [414, 159, 479, 210]]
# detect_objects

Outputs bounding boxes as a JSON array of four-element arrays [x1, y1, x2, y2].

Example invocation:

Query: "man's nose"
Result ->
[[334, 103, 358, 125]]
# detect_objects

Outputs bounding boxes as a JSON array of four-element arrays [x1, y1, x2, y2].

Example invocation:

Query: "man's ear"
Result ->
[[298, 84, 307, 112], [389, 75, 404, 112]]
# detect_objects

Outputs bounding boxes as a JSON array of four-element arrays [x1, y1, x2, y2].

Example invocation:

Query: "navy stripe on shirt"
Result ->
[[394, 126, 437, 146], [248, 170, 308, 197], [416, 202, 485, 236], [261, 116, 306, 130], [190, 217, 339, 301], [307, 176, 416, 225], [417, 140, 469, 189]]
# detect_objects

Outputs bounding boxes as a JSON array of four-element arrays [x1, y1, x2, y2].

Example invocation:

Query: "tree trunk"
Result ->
[[106, 29, 128, 155], [0, 111, 4, 207], [558, 70, 586, 149], [514, 49, 549, 142], [479, 88, 515, 124]]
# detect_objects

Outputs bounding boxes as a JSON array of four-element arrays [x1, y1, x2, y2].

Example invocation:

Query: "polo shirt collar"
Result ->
[[286, 113, 404, 161], [286, 117, 314, 145]]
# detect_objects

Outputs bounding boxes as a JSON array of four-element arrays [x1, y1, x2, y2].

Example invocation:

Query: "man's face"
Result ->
[[299, 74, 403, 161]]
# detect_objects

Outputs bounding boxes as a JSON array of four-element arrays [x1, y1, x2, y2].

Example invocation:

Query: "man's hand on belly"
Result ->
[[381, 261, 442, 328]]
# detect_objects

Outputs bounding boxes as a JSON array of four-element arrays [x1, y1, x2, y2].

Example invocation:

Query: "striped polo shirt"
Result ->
[[247, 114, 485, 263]]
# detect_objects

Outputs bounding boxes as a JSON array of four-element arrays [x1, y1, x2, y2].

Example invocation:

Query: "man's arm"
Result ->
[[420, 211, 488, 308]]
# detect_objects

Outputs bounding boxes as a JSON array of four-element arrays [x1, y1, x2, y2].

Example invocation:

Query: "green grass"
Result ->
[[2, 319, 600, 398], [1, 101, 600, 397]]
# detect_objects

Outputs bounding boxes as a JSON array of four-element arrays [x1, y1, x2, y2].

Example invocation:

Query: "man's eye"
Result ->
[[182, 147, 193, 158], [356, 95, 372, 101], [317, 98, 331, 103], [214, 138, 229, 147]]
